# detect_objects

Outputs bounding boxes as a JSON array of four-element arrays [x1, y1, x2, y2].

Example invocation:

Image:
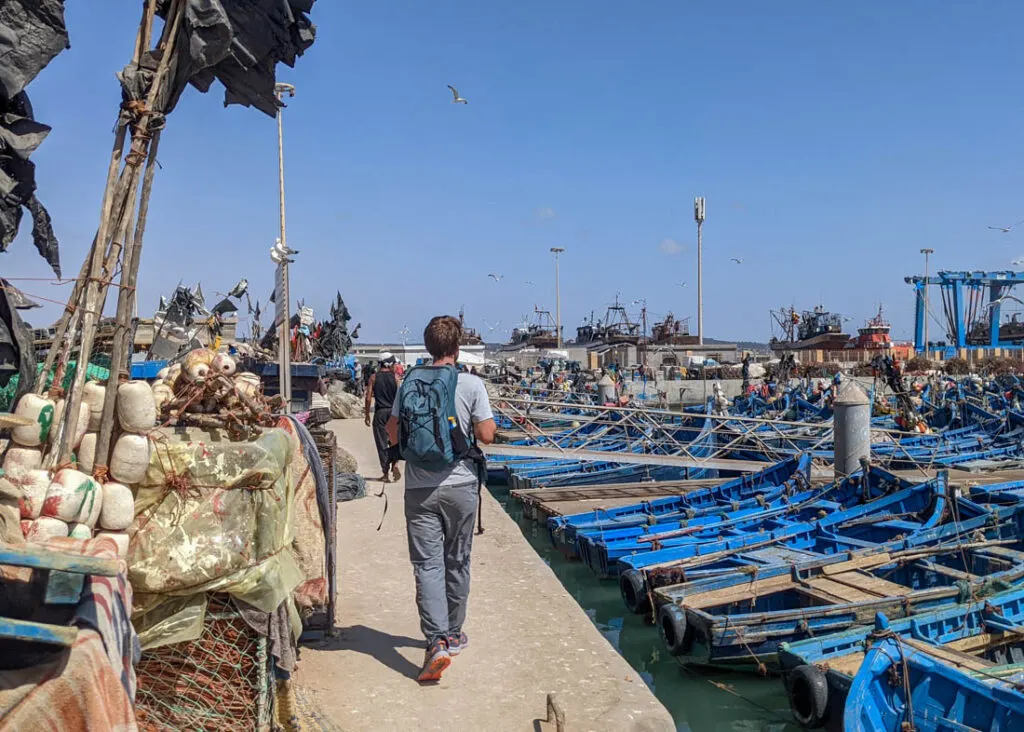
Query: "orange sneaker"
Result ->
[[417, 639, 451, 684]]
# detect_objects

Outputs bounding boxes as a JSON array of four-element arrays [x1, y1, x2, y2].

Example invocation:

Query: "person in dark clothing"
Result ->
[[365, 356, 401, 482]]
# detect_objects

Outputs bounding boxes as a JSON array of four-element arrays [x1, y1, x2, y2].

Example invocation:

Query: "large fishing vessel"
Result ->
[[770, 305, 851, 352], [507, 307, 560, 349], [648, 312, 696, 346], [574, 296, 642, 346], [853, 306, 892, 350]]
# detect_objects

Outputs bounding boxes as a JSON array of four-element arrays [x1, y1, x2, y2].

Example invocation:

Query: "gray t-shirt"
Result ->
[[392, 372, 494, 489]]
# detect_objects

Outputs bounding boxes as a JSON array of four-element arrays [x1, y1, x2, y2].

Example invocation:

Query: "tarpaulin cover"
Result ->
[[120, 0, 317, 119], [0, 0, 67, 277], [128, 426, 303, 649], [0, 278, 36, 404]]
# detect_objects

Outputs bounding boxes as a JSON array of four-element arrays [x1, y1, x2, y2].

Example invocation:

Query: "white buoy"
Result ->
[[68, 522, 92, 540], [234, 372, 262, 401], [2, 446, 43, 479], [50, 398, 89, 448], [26, 516, 70, 542], [77, 432, 97, 473], [82, 381, 106, 432], [13, 469, 50, 519], [117, 380, 157, 433], [110, 433, 151, 484], [98, 482, 134, 531], [11, 394, 56, 447], [43, 469, 103, 527], [152, 382, 173, 413]]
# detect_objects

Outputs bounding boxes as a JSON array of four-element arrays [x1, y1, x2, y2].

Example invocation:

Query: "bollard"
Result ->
[[833, 378, 871, 478], [597, 374, 616, 403]]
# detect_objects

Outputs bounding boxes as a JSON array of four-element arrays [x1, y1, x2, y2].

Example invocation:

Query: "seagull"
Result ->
[[989, 220, 1024, 233], [484, 319, 502, 332], [524, 280, 534, 287], [273, 238, 299, 256], [677, 281, 687, 288], [488, 273, 504, 282], [1013, 258, 1024, 267], [270, 247, 294, 265], [447, 85, 468, 104], [730, 257, 744, 265]]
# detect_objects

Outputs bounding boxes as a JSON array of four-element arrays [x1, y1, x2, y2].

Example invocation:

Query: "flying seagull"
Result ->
[[730, 257, 744, 264], [1012, 258, 1024, 267], [677, 281, 687, 288], [989, 219, 1024, 233], [524, 280, 534, 287], [447, 85, 468, 104], [488, 273, 503, 282]]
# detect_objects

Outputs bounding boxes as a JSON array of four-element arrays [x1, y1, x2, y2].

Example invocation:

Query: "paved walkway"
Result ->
[[294, 419, 675, 732]]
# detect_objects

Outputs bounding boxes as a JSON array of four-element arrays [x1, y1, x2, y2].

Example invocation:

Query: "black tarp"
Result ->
[[0, 279, 36, 402], [0, 0, 67, 277], [120, 0, 317, 119]]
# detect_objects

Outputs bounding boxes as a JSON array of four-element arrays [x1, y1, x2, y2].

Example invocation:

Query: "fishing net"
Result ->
[[135, 595, 274, 732], [0, 360, 110, 411], [129, 425, 303, 649]]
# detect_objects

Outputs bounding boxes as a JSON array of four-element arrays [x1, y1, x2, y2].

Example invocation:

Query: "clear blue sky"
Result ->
[[7, 1, 1024, 344]]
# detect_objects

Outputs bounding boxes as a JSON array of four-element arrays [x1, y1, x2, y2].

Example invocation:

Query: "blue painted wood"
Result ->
[[0, 545, 118, 577], [0, 618, 78, 647]]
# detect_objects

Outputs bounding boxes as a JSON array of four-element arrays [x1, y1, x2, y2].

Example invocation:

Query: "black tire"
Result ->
[[787, 664, 829, 728], [657, 604, 693, 657], [619, 570, 649, 614]]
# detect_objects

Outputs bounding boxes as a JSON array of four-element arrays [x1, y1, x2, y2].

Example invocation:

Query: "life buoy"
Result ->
[[786, 664, 829, 728]]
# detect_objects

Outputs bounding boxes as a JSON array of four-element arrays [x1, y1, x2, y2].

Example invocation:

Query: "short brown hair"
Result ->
[[424, 315, 462, 359]]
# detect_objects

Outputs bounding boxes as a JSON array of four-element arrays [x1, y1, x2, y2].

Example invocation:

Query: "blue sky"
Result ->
[[7, 1, 1024, 344]]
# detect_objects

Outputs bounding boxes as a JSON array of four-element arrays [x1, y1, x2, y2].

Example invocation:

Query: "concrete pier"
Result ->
[[295, 419, 675, 732]]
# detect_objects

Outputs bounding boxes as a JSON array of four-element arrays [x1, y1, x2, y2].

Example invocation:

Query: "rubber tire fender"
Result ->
[[656, 604, 693, 657], [787, 664, 829, 729], [619, 570, 649, 614]]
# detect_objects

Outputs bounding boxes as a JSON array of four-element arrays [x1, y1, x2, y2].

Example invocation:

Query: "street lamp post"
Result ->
[[275, 82, 295, 412], [694, 197, 706, 346], [550, 247, 565, 348], [920, 247, 934, 358]]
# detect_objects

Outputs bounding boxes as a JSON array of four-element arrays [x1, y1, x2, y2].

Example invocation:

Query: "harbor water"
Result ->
[[492, 481, 801, 732]]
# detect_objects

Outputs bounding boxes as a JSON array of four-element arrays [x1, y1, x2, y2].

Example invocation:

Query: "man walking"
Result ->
[[387, 315, 495, 683], [364, 355, 401, 483]]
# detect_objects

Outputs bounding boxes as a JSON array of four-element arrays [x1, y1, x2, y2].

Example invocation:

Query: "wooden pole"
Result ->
[[93, 131, 162, 475], [55, 0, 183, 464]]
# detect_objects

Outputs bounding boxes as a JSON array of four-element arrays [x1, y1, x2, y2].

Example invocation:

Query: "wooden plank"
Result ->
[[667, 574, 796, 610], [0, 617, 78, 647], [903, 637, 995, 671], [821, 553, 892, 576], [801, 577, 879, 603], [837, 574, 914, 598], [0, 545, 119, 577]]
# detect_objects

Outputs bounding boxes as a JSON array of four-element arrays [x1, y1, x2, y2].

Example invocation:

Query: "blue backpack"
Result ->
[[396, 365, 469, 468]]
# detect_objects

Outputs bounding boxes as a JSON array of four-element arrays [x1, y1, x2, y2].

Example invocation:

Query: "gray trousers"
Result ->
[[404, 481, 479, 645]]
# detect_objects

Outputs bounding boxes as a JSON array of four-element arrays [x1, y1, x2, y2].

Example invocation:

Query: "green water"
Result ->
[[492, 483, 801, 732]]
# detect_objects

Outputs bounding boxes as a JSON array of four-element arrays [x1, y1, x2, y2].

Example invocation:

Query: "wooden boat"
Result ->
[[654, 541, 1024, 671], [618, 480, 1022, 614], [548, 454, 812, 551], [779, 586, 1024, 729], [843, 622, 1024, 732], [583, 464, 911, 577]]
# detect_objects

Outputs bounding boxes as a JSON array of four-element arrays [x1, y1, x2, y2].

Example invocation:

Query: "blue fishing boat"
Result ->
[[654, 540, 1024, 672], [548, 454, 813, 552], [779, 586, 1024, 729], [583, 464, 912, 577], [843, 617, 1024, 732]]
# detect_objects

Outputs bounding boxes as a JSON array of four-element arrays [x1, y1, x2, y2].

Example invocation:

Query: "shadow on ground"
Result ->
[[305, 624, 423, 680]]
